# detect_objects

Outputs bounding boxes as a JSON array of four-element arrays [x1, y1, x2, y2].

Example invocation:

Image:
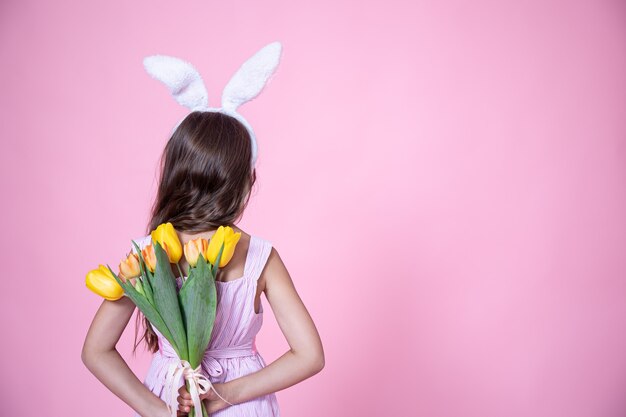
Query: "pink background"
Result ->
[[1, 1, 626, 416]]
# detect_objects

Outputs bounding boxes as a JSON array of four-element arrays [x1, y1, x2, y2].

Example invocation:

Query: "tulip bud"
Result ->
[[184, 237, 209, 267], [142, 244, 157, 273], [151, 222, 183, 263], [86, 264, 124, 301], [118, 253, 140, 282], [134, 278, 145, 296], [206, 226, 242, 268]]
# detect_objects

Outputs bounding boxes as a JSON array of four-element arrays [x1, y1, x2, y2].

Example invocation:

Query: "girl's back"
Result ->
[[132, 231, 280, 417]]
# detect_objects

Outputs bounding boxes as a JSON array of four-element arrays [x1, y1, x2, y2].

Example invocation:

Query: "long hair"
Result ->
[[132, 111, 257, 354]]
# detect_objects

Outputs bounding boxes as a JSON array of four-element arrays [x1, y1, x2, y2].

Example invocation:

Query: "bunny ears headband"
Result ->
[[143, 41, 283, 168]]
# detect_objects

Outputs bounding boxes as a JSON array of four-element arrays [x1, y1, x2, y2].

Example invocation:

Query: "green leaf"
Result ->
[[106, 264, 180, 355], [179, 254, 217, 368], [151, 241, 189, 360], [141, 275, 154, 305], [212, 242, 226, 277], [130, 240, 155, 305]]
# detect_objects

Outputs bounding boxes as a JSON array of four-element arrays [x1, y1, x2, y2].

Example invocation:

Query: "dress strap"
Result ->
[[130, 234, 152, 254], [245, 236, 273, 282]]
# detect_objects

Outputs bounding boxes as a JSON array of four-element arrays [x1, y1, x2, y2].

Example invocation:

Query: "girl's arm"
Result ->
[[81, 296, 170, 417], [221, 247, 325, 405]]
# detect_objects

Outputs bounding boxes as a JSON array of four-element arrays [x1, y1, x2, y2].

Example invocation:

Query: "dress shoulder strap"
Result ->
[[245, 235, 273, 282], [130, 234, 152, 254]]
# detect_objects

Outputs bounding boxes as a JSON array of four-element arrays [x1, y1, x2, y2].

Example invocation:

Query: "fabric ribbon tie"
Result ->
[[163, 359, 234, 417]]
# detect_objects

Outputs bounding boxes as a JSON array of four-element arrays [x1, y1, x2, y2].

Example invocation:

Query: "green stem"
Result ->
[[176, 262, 185, 283]]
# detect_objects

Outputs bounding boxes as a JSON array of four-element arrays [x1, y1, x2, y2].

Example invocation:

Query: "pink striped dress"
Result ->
[[131, 234, 280, 417]]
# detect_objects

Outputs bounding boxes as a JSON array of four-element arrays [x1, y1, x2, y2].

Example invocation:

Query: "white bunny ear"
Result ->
[[143, 55, 209, 111], [221, 41, 283, 112]]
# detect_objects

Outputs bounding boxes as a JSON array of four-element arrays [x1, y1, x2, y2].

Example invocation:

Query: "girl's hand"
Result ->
[[177, 382, 233, 415]]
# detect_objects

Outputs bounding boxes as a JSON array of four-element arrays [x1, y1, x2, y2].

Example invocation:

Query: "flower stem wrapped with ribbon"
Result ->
[[85, 223, 242, 417]]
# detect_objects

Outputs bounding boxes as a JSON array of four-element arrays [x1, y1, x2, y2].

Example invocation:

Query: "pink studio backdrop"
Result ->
[[1, 1, 625, 416]]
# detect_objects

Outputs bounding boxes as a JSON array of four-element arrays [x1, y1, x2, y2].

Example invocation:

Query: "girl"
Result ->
[[81, 111, 325, 417]]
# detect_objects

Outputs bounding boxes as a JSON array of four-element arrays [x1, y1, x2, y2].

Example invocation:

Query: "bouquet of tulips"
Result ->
[[85, 223, 242, 417]]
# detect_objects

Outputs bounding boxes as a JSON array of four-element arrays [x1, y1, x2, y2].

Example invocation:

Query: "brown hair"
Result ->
[[132, 111, 257, 354]]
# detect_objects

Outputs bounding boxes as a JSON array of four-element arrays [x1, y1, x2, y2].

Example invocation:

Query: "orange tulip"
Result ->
[[142, 244, 157, 273], [184, 237, 209, 267], [119, 253, 140, 282]]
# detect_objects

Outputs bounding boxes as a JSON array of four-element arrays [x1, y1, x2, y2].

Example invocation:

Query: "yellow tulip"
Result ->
[[184, 237, 209, 267], [119, 253, 140, 281], [142, 244, 157, 273], [151, 222, 183, 263], [206, 226, 241, 268], [86, 264, 124, 301]]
